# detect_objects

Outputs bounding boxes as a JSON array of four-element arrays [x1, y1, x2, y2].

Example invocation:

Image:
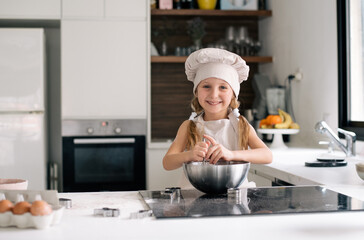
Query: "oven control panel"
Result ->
[[62, 119, 146, 136]]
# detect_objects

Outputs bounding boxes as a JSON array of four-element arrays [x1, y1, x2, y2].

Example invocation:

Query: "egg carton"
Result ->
[[0, 190, 64, 229], [0, 205, 64, 229], [0, 190, 60, 204]]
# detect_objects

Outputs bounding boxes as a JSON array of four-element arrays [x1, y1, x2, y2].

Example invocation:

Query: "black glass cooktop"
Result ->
[[139, 186, 364, 219]]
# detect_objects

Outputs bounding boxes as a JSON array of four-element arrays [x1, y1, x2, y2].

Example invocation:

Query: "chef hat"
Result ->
[[185, 48, 249, 98]]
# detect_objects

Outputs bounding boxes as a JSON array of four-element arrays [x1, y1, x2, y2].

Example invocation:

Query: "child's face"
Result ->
[[196, 78, 234, 117]]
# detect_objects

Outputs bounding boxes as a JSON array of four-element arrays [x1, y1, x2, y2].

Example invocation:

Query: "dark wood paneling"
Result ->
[[151, 63, 192, 140]]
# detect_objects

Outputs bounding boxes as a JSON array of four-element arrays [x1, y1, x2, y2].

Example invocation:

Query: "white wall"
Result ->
[[259, 0, 338, 147]]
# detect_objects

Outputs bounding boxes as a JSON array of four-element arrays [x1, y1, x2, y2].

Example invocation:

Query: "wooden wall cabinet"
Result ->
[[150, 9, 272, 143]]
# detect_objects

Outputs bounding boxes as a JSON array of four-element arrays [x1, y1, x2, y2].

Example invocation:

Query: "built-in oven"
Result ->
[[61, 119, 146, 192]]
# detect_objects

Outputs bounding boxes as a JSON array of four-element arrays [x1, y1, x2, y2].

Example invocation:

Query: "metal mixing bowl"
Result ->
[[183, 161, 250, 194]]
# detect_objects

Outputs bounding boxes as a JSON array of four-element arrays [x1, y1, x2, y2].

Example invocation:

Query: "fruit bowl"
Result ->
[[258, 128, 299, 149], [259, 109, 300, 130]]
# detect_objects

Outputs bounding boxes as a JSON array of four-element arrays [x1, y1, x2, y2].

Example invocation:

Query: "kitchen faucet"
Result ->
[[315, 121, 356, 157]]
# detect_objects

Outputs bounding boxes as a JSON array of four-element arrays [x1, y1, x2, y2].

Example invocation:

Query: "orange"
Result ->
[[259, 119, 268, 128], [267, 115, 282, 125], [260, 115, 282, 128]]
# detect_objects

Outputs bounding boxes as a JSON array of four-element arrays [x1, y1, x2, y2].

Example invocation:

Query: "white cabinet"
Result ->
[[105, 0, 147, 19], [62, 0, 147, 19], [61, 0, 148, 119], [61, 19, 147, 119], [0, 0, 60, 19], [147, 148, 182, 190], [62, 0, 104, 19]]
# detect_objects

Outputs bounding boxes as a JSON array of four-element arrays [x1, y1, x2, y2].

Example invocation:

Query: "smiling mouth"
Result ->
[[206, 101, 222, 105]]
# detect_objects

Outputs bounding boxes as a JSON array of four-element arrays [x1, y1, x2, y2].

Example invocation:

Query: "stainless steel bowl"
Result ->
[[183, 161, 250, 194]]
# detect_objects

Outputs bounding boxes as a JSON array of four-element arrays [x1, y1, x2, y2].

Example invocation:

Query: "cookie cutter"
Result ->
[[94, 207, 120, 217]]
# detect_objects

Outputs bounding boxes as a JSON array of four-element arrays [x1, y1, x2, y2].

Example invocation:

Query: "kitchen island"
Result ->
[[1, 148, 364, 239], [1, 190, 364, 240]]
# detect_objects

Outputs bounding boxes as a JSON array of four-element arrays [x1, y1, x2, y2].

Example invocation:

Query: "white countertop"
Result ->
[[1, 190, 364, 240], [251, 147, 364, 200], [1, 148, 364, 239]]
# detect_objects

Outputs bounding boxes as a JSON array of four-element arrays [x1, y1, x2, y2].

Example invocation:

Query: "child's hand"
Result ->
[[203, 135, 234, 164], [190, 140, 210, 162]]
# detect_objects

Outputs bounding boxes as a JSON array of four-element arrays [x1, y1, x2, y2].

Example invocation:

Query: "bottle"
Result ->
[[173, 0, 182, 9], [181, 0, 193, 9], [186, 0, 194, 9]]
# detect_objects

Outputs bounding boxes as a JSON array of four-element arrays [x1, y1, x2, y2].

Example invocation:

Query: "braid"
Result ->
[[238, 115, 250, 150], [186, 96, 203, 149], [230, 98, 250, 150]]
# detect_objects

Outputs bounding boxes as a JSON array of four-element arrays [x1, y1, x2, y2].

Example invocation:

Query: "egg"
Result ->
[[0, 199, 14, 213], [12, 201, 31, 215], [30, 200, 52, 216]]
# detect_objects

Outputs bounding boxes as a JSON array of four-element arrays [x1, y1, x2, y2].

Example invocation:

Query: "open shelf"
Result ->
[[151, 56, 272, 63], [151, 9, 272, 18]]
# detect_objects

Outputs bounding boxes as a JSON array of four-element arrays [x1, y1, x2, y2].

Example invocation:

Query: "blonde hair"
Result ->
[[186, 97, 250, 150]]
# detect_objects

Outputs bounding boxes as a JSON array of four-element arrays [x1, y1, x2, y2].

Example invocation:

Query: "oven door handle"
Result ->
[[73, 138, 135, 144]]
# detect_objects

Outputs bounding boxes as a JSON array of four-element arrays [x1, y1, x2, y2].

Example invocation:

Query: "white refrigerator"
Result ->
[[0, 28, 47, 190]]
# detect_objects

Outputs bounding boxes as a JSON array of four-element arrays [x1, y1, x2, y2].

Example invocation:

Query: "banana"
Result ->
[[289, 122, 300, 129], [274, 109, 293, 129]]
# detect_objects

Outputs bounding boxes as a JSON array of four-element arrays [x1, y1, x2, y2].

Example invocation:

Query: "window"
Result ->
[[338, 0, 364, 140]]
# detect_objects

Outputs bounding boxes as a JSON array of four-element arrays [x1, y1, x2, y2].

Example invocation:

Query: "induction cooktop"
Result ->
[[139, 186, 364, 219]]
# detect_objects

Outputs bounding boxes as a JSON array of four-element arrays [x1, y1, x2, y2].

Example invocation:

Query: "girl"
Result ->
[[163, 48, 272, 187]]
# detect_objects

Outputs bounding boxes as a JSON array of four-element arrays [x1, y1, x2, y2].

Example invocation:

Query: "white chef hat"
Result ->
[[185, 48, 249, 98]]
